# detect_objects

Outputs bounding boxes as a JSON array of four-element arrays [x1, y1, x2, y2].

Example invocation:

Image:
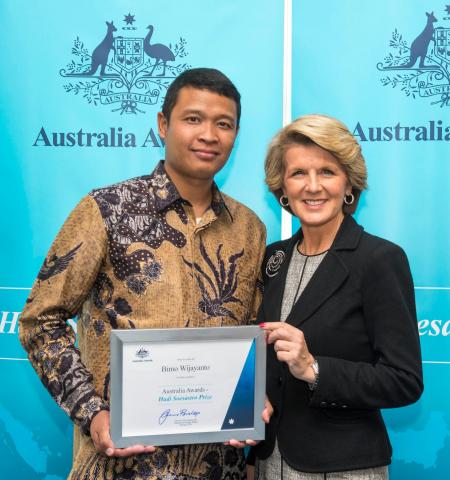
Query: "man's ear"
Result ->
[[157, 112, 168, 139], [231, 125, 239, 148]]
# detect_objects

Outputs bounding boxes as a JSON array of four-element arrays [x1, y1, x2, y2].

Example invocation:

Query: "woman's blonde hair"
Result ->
[[265, 114, 368, 214]]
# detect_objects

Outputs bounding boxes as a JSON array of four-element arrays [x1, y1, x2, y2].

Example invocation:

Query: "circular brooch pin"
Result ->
[[266, 250, 285, 277]]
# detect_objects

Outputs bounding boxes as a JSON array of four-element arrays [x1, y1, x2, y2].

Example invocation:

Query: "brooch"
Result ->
[[265, 250, 285, 277]]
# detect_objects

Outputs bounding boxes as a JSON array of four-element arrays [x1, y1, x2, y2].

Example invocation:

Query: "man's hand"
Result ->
[[224, 396, 273, 448], [261, 395, 273, 424], [90, 410, 156, 457]]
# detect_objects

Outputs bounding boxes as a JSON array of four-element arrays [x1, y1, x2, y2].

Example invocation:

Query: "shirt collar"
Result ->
[[210, 184, 234, 222], [148, 161, 234, 221]]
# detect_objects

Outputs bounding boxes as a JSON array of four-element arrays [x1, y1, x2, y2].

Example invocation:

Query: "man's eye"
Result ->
[[217, 121, 233, 129], [186, 116, 200, 123]]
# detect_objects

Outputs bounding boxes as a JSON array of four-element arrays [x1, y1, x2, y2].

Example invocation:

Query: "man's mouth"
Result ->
[[191, 149, 219, 160]]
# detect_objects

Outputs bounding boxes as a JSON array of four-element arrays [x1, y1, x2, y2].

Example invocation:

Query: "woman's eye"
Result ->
[[321, 169, 335, 176]]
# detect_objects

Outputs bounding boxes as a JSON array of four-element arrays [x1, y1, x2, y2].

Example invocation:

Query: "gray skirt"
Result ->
[[255, 442, 388, 480]]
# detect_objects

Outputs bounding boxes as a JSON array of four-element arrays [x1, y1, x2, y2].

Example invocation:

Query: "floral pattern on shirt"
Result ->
[[183, 239, 244, 322]]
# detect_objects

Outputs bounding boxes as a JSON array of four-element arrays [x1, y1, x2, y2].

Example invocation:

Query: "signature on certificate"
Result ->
[[159, 408, 201, 425]]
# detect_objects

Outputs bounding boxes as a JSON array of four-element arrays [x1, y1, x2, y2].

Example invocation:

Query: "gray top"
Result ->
[[280, 246, 327, 322], [256, 441, 388, 479]]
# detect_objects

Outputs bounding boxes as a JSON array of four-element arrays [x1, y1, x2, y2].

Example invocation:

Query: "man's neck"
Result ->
[[164, 163, 213, 219]]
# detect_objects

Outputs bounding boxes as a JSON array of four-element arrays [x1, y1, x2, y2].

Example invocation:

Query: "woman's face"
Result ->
[[282, 143, 351, 230]]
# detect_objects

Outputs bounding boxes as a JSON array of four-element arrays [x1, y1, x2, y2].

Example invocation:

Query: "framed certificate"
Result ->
[[110, 325, 266, 447]]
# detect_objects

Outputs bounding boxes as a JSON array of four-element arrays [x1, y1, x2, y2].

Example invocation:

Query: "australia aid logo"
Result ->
[[133, 347, 152, 363], [60, 13, 190, 115], [377, 5, 450, 108]]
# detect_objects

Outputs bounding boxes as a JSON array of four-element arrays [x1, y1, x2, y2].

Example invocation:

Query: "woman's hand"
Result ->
[[224, 396, 273, 448], [261, 322, 316, 383]]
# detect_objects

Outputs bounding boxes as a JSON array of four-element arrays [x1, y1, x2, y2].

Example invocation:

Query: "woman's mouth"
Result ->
[[304, 199, 327, 207]]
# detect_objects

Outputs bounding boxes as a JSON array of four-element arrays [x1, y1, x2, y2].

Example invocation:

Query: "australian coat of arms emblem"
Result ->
[[60, 13, 190, 115], [377, 5, 450, 107]]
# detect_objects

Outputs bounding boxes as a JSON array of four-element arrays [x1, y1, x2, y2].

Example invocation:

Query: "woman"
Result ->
[[252, 114, 423, 479]]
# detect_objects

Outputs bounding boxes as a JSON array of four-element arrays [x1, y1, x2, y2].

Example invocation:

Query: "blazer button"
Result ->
[[278, 376, 283, 385], [331, 403, 337, 408], [320, 401, 327, 408], [342, 405, 348, 409]]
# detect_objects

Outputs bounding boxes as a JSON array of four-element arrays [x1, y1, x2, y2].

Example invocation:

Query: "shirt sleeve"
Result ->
[[19, 195, 109, 435], [249, 222, 267, 322], [310, 242, 423, 410]]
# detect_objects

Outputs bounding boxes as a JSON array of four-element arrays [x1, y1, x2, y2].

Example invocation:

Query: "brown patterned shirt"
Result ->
[[19, 161, 266, 480]]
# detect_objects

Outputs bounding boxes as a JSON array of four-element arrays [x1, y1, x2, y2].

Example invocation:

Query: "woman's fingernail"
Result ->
[[259, 323, 266, 328], [106, 448, 114, 456]]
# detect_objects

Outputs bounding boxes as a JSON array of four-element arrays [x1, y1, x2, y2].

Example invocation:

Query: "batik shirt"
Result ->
[[20, 161, 266, 480]]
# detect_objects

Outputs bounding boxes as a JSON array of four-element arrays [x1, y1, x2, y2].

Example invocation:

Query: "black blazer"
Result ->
[[254, 215, 423, 473]]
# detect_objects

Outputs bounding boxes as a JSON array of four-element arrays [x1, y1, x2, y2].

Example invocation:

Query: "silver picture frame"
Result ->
[[110, 325, 266, 447]]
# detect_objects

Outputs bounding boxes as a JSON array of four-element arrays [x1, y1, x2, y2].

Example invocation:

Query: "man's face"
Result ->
[[157, 86, 238, 182]]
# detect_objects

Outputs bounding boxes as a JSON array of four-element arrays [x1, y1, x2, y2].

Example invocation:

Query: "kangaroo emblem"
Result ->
[[85, 21, 117, 76], [377, 9, 450, 107], [404, 11, 437, 67]]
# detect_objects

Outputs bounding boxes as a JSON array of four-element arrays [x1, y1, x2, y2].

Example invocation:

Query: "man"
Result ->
[[20, 68, 267, 479]]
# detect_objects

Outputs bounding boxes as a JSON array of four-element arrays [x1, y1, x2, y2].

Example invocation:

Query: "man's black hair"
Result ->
[[161, 68, 241, 126]]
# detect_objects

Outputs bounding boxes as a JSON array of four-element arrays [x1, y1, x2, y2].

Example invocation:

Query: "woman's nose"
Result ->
[[305, 173, 321, 192]]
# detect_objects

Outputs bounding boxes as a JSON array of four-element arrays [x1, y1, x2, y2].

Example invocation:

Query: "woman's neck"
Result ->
[[299, 214, 345, 255]]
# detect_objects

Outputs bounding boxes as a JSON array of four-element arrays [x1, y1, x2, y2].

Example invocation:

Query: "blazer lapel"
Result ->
[[284, 215, 363, 328], [285, 251, 348, 328], [263, 232, 300, 323]]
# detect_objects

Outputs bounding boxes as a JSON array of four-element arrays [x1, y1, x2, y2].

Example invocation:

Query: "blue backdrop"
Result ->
[[1, 0, 448, 478], [0, 1, 282, 478], [292, 1, 450, 478]]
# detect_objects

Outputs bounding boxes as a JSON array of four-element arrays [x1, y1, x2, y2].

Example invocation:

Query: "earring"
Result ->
[[279, 195, 289, 207], [344, 193, 355, 205]]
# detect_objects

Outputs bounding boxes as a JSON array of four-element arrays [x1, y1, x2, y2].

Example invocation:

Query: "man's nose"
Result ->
[[198, 122, 218, 142]]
